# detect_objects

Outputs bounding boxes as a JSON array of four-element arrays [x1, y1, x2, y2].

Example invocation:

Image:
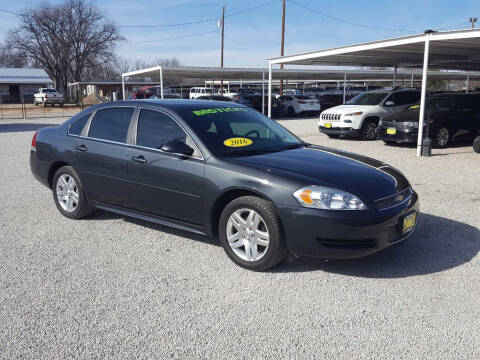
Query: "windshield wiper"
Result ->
[[223, 149, 279, 157], [276, 143, 309, 151]]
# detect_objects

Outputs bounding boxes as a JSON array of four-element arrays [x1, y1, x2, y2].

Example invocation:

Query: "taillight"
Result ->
[[31, 131, 37, 151]]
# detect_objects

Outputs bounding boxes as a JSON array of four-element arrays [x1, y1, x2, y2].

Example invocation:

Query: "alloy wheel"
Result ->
[[436, 128, 449, 147], [56, 174, 79, 212], [364, 122, 377, 140], [226, 208, 270, 262]]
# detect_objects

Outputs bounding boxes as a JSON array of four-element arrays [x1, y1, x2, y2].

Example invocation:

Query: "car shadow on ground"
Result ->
[[0, 123, 54, 133], [272, 213, 479, 278]]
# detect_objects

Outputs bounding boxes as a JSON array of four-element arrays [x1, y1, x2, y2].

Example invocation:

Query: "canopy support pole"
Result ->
[[393, 66, 398, 87], [411, 72, 414, 87], [343, 72, 347, 104], [159, 66, 164, 99], [268, 62, 272, 118], [466, 75, 470, 93], [121, 75, 125, 100], [417, 34, 431, 157], [262, 72, 265, 114]]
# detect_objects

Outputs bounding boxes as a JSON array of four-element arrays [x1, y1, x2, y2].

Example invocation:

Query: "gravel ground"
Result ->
[[1, 116, 479, 359]]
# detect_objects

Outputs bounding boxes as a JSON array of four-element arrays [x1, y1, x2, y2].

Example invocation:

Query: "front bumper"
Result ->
[[277, 191, 419, 259], [377, 125, 418, 143], [319, 125, 360, 137]]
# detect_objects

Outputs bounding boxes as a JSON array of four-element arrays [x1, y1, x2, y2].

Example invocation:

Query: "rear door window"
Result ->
[[88, 107, 134, 143], [69, 114, 90, 136]]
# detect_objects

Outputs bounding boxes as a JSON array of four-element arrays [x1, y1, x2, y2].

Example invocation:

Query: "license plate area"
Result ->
[[386, 128, 397, 135], [324, 122, 332, 128], [401, 212, 417, 234]]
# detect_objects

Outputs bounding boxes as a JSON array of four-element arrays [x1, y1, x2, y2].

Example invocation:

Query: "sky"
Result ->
[[1, 0, 480, 68]]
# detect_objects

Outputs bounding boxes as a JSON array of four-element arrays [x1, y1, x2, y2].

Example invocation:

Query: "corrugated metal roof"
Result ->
[[0, 67, 54, 84]]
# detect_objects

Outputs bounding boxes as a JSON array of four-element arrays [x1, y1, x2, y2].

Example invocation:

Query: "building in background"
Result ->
[[0, 68, 54, 103]]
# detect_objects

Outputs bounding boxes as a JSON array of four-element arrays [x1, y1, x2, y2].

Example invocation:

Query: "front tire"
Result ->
[[473, 135, 480, 153], [52, 166, 93, 219], [219, 196, 287, 271], [432, 126, 451, 148], [361, 119, 378, 140]]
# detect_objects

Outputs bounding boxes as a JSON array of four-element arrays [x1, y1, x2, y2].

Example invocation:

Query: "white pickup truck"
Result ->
[[34, 88, 65, 107]]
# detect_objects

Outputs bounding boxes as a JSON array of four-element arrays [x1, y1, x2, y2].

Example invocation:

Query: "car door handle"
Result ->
[[132, 155, 147, 164], [75, 145, 88, 152]]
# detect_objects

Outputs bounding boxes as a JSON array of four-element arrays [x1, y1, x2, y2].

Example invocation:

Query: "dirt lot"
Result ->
[[0, 116, 479, 359]]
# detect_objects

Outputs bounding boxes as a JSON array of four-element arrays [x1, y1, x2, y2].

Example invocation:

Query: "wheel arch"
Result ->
[[209, 187, 283, 238], [48, 161, 69, 188]]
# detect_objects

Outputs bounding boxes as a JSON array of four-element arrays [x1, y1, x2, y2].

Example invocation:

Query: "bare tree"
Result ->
[[7, 0, 123, 99], [0, 43, 28, 68]]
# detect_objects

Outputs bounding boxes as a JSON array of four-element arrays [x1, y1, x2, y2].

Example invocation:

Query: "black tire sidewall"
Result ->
[[473, 136, 480, 153], [52, 166, 92, 219], [218, 196, 286, 271]]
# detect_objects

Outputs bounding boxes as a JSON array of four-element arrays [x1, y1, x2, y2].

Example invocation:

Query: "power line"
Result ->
[[129, 29, 219, 44], [0, 9, 20, 15], [119, 0, 279, 28], [288, 0, 413, 32], [289, 0, 472, 33]]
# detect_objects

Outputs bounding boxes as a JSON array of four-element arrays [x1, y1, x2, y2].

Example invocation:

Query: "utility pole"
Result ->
[[470, 17, 477, 29], [279, 0, 286, 95], [220, 6, 225, 93]]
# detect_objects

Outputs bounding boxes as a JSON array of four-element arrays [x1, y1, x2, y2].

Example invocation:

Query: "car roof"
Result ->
[[85, 99, 241, 113]]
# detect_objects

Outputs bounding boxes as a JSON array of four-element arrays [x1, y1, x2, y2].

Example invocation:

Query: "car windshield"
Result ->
[[345, 92, 388, 105], [179, 106, 302, 157]]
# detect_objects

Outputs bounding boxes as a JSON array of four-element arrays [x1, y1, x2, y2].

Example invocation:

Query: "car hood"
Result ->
[[383, 109, 419, 123], [229, 146, 409, 202], [322, 104, 379, 114]]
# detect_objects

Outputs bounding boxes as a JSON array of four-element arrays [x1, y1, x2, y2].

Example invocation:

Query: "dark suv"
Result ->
[[378, 93, 480, 148]]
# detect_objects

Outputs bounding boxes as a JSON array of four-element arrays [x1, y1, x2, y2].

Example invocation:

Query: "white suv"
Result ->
[[278, 95, 321, 117], [318, 88, 420, 140]]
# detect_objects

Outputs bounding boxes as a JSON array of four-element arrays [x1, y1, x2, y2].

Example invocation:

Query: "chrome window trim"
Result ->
[[67, 133, 132, 148]]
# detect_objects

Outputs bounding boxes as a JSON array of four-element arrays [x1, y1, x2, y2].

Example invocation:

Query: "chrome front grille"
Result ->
[[375, 187, 413, 210], [321, 113, 341, 121]]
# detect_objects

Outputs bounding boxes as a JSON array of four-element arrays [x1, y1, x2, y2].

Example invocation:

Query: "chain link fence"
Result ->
[[0, 98, 84, 120]]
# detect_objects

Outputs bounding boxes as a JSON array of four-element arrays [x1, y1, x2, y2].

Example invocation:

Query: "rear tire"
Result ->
[[219, 196, 287, 271], [52, 166, 93, 219], [473, 135, 480, 153], [361, 119, 378, 140]]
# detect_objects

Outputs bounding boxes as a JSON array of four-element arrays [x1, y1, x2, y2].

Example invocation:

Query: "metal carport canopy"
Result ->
[[268, 29, 480, 156]]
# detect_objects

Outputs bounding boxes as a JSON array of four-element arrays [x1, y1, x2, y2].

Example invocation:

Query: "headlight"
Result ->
[[293, 186, 366, 210], [344, 111, 363, 116]]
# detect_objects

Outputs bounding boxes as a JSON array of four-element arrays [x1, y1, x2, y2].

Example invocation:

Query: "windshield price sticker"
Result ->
[[193, 107, 248, 116], [223, 137, 253, 147]]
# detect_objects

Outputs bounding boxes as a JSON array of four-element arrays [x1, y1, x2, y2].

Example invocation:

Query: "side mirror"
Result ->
[[161, 140, 194, 157], [385, 100, 395, 106]]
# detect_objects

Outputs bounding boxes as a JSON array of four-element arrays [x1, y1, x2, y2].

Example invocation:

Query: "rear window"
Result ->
[[44, 89, 57, 93], [295, 95, 311, 100], [88, 108, 134, 143]]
